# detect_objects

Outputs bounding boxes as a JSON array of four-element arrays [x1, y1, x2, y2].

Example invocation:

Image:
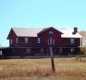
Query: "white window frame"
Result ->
[[25, 38, 28, 43], [50, 37, 52, 45], [48, 38, 55, 45], [49, 31, 53, 34], [10, 39, 12, 44], [37, 38, 40, 43], [48, 39, 49, 45], [16, 38, 18, 44], [53, 39, 55, 45], [70, 38, 74, 44]]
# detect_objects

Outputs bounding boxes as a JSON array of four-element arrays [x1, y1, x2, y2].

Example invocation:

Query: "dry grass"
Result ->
[[0, 57, 86, 80]]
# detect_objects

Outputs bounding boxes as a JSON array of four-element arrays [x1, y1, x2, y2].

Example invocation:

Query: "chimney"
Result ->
[[72, 27, 78, 34]]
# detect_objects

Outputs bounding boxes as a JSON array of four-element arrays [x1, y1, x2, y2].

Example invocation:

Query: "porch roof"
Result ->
[[0, 46, 80, 50]]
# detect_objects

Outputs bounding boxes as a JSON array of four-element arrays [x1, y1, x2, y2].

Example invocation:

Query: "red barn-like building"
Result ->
[[1, 27, 83, 58]]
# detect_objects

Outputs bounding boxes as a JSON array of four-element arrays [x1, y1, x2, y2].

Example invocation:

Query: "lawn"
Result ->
[[0, 57, 86, 80]]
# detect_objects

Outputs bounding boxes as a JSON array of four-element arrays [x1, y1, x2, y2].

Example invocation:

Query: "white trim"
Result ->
[[10, 39, 12, 44], [49, 31, 53, 34], [53, 39, 55, 45], [50, 37, 52, 45], [37, 38, 40, 43], [25, 38, 28, 43], [16, 38, 18, 44], [70, 38, 74, 44]]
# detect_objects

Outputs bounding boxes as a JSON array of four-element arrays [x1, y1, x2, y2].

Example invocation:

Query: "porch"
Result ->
[[0, 46, 80, 59]]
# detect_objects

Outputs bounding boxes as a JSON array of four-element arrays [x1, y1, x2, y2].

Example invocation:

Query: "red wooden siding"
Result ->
[[37, 28, 63, 46], [7, 27, 81, 47]]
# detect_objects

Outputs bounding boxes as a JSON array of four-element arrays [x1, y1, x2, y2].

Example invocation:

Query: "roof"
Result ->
[[60, 29, 82, 38], [38, 27, 62, 34], [12, 28, 43, 37], [11, 27, 82, 38]]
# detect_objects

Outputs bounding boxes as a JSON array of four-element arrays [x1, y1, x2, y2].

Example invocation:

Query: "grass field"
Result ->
[[0, 57, 86, 80]]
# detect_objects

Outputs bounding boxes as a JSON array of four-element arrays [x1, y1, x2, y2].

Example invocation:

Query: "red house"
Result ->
[[0, 27, 83, 58]]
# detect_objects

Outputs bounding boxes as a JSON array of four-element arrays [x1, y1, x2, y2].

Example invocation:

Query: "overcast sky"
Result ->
[[0, 0, 86, 47]]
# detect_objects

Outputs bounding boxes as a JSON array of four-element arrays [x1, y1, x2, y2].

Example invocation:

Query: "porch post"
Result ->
[[80, 38, 82, 46]]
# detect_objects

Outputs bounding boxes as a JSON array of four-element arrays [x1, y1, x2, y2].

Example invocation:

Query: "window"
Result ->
[[40, 48, 43, 53], [71, 48, 74, 53], [12, 49, 15, 53], [54, 48, 56, 53], [10, 39, 12, 44], [49, 31, 53, 34], [0, 51, 2, 55], [25, 38, 28, 43], [26, 48, 30, 53], [37, 38, 40, 43], [47, 49, 49, 53], [59, 48, 62, 53], [53, 39, 55, 45], [48, 39, 49, 45], [16, 38, 18, 44], [50, 37, 52, 45], [47, 38, 55, 45], [70, 39, 74, 44]]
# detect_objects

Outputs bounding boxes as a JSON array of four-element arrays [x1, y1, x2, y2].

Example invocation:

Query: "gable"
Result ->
[[38, 27, 63, 35], [7, 28, 17, 39]]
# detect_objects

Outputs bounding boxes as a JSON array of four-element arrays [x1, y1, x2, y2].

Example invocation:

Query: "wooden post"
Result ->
[[49, 46, 55, 72]]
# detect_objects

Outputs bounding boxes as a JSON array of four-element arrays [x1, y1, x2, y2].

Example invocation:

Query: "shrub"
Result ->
[[80, 47, 86, 55]]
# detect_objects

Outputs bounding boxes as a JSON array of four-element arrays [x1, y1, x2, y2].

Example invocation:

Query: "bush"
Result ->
[[80, 47, 86, 55]]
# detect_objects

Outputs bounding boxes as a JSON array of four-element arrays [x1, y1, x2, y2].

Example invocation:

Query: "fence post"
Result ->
[[49, 47, 55, 72]]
